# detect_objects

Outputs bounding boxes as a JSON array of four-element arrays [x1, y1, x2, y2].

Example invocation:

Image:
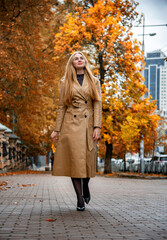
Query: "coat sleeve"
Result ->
[[54, 79, 66, 132], [93, 79, 102, 128]]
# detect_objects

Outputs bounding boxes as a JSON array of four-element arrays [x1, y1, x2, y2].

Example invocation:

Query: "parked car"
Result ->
[[119, 160, 131, 171], [111, 159, 123, 165], [132, 159, 140, 172], [144, 158, 152, 173], [116, 159, 123, 166], [150, 155, 167, 173], [127, 159, 135, 164], [111, 159, 123, 172], [144, 158, 152, 163]]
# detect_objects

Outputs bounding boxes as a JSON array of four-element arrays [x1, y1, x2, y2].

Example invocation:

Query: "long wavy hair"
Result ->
[[64, 51, 100, 105]]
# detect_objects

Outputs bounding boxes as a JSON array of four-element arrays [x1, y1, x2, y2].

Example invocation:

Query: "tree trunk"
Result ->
[[98, 51, 105, 85], [33, 155, 38, 166], [152, 139, 155, 157], [104, 141, 113, 174], [98, 50, 110, 174], [123, 152, 126, 172]]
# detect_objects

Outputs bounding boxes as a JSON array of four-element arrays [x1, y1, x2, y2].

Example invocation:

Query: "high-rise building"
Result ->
[[160, 60, 167, 111], [144, 50, 167, 114]]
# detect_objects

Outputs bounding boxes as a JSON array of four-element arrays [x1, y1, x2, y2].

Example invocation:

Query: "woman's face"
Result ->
[[72, 53, 86, 70]]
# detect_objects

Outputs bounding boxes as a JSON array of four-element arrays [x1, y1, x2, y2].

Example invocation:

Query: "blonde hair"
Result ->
[[64, 51, 100, 105]]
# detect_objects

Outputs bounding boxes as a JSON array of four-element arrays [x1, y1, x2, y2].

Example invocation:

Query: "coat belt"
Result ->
[[68, 101, 93, 110]]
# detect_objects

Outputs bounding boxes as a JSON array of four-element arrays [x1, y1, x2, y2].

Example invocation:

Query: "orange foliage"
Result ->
[[98, 141, 106, 159], [0, 0, 74, 154], [52, 0, 160, 160], [144, 117, 167, 155]]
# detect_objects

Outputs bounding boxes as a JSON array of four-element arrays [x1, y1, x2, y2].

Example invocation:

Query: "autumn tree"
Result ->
[[52, 0, 160, 173], [0, 0, 76, 155], [143, 117, 167, 156]]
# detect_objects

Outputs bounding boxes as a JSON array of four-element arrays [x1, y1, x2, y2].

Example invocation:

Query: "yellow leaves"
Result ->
[[52, 0, 160, 157], [101, 88, 159, 153], [121, 115, 141, 150], [51, 143, 56, 153], [53, 0, 132, 57], [103, 133, 112, 143]]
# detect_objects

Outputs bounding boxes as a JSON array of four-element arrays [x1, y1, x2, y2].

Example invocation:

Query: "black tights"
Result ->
[[71, 178, 90, 207], [83, 177, 90, 198]]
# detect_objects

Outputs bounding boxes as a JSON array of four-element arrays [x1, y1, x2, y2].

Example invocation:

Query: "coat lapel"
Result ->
[[73, 73, 89, 100]]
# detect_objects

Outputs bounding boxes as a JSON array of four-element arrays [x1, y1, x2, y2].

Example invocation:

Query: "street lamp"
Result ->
[[134, 13, 167, 55], [136, 14, 157, 174], [138, 33, 156, 36], [148, 33, 156, 36], [138, 32, 157, 56], [140, 15, 157, 55], [134, 14, 167, 174]]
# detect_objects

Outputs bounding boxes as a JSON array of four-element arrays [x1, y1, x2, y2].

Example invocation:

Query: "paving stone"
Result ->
[[0, 174, 167, 240]]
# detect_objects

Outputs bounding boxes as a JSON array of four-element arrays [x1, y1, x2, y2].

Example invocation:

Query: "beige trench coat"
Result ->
[[52, 72, 102, 178]]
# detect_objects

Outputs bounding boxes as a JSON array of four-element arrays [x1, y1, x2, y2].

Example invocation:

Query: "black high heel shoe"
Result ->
[[83, 186, 91, 204], [77, 206, 85, 211], [83, 178, 91, 204], [77, 199, 85, 211], [83, 195, 90, 204]]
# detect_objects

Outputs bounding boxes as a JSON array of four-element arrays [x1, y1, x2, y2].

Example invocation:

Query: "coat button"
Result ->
[[85, 115, 87, 118], [74, 115, 76, 117], [85, 101, 87, 104]]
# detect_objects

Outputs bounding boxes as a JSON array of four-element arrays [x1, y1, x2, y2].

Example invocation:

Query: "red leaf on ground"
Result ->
[[46, 219, 57, 222]]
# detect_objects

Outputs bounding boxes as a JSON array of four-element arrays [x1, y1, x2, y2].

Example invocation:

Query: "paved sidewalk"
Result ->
[[0, 173, 167, 240]]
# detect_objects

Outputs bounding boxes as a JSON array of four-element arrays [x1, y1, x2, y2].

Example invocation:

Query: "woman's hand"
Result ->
[[51, 131, 59, 142], [93, 127, 101, 141]]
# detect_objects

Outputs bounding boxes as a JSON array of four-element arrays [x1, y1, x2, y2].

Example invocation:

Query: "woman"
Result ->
[[51, 51, 102, 211]]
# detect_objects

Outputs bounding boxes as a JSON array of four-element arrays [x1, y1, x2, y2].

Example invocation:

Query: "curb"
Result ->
[[96, 172, 167, 180], [0, 170, 167, 180]]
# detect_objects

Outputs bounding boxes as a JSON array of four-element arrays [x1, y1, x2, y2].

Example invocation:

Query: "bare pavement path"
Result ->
[[0, 173, 167, 240]]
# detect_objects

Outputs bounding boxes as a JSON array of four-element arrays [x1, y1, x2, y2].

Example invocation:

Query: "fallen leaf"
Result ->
[[46, 219, 57, 222], [34, 195, 37, 197], [0, 181, 8, 186], [22, 184, 32, 187]]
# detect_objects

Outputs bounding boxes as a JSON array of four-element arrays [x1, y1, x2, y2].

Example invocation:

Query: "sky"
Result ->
[[132, 0, 167, 56]]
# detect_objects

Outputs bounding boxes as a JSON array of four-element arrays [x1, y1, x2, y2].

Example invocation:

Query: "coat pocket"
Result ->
[[87, 127, 94, 151], [60, 111, 73, 134]]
